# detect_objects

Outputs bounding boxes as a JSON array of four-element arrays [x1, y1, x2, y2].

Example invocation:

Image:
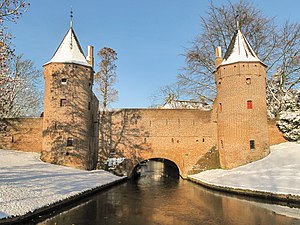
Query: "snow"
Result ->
[[45, 27, 91, 67], [221, 29, 262, 66], [189, 142, 300, 196], [0, 149, 124, 219]]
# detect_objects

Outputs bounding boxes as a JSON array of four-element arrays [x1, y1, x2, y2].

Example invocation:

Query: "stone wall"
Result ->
[[0, 118, 42, 153]]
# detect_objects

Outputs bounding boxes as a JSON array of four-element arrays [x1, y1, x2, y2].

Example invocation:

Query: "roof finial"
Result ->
[[70, 7, 73, 28], [235, 11, 240, 31]]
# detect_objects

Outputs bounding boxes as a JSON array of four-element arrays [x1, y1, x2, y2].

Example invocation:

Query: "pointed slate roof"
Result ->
[[220, 28, 265, 67], [45, 27, 91, 67]]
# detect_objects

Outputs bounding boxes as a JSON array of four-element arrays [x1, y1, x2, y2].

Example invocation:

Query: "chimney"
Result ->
[[86, 45, 94, 69], [215, 46, 223, 68]]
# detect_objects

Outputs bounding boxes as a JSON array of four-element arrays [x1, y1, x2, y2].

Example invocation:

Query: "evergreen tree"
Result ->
[[277, 90, 300, 141]]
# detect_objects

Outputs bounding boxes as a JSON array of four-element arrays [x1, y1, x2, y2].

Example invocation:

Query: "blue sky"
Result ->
[[9, 0, 300, 108]]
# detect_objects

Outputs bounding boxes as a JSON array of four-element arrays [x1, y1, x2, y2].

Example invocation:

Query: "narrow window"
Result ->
[[202, 138, 205, 142], [60, 99, 67, 107], [88, 102, 91, 110], [250, 140, 255, 150], [219, 103, 222, 112], [144, 138, 147, 144], [247, 100, 253, 109], [61, 78, 67, 85], [67, 137, 73, 147], [246, 78, 251, 85]]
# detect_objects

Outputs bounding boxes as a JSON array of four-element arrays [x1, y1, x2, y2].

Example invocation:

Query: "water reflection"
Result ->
[[37, 161, 300, 225]]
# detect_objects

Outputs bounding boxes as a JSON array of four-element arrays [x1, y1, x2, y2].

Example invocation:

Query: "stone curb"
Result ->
[[188, 176, 300, 205], [0, 177, 128, 225]]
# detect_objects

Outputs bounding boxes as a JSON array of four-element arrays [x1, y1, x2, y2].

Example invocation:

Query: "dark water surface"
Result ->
[[37, 161, 300, 225]]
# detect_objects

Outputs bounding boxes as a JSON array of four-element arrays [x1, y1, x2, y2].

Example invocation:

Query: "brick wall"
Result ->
[[41, 63, 98, 170], [0, 118, 42, 153], [215, 62, 270, 169], [99, 108, 218, 177], [268, 119, 286, 145]]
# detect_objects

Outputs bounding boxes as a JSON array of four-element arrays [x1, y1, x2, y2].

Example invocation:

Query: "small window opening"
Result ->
[[66, 152, 70, 156], [218, 79, 222, 85], [247, 100, 253, 109], [60, 99, 67, 107], [144, 138, 147, 144], [11, 135, 14, 143], [202, 138, 205, 142], [246, 78, 251, 85], [88, 102, 91, 110], [250, 140, 255, 150], [219, 103, 222, 112], [171, 138, 174, 143], [61, 78, 67, 85], [67, 137, 73, 147]]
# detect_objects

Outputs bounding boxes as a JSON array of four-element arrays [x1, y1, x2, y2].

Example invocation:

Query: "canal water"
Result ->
[[35, 160, 300, 225]]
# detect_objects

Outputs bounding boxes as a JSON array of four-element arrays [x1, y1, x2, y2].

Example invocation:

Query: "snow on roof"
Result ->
[[162, 99, 211, 110], [220, 29, 264, 66], [45, 27, 91, 67]]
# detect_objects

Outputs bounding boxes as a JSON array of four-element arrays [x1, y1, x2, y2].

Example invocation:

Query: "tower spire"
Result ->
[[70, 7, 73, 28], [235, 11, 240, 30]]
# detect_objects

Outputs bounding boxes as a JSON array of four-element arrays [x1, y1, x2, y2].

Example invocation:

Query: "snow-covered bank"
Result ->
[[189, 142, 300, 197], [0, 149, 125, 220]]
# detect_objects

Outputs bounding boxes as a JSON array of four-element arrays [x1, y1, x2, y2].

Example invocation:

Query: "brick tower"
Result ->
[[214, 26, 269, 169], [41, 22, 99, 170]]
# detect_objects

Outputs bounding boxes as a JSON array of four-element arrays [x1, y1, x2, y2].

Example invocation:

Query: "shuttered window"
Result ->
[[247, 100, 253, 109]]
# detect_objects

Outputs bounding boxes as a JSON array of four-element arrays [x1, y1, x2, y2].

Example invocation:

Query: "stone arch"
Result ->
[[128, 157, 182, 179]]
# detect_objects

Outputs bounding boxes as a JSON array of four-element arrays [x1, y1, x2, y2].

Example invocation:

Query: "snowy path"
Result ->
[[189, 142, 300, 196], [0, 149, 124, 220]]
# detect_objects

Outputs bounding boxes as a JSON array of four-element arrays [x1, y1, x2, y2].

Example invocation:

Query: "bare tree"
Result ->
[[0, 0, 30, 130], [154, 0, 300, 118], [178, 0, 276, 102], [95, 47, 118, 169], [94, 47, 118, 109], [3, 54, 43, 117]]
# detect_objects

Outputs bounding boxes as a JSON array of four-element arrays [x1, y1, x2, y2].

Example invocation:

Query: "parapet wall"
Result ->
[[0, 118, 43, 153]]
